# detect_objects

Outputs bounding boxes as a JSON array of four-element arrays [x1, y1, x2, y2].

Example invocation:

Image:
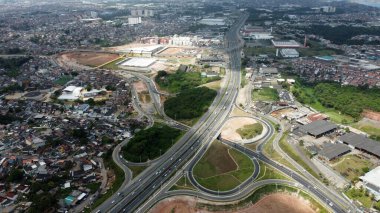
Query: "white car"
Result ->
[[111, 200, 115, 204]]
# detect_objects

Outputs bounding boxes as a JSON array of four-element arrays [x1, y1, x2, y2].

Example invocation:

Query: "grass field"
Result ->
[[278, 132, 320, 180], [256, 161, 288, 181], [262, 131, 298, 172], [237, 123, 263, 139], [252, 88, 279, 102], [298, 40, 342, 57], [200, 80, 221, 91], [244, 47, 276, 57], [54, 75, 73, 85], [193, 141, 254, 191], [332, 154, 374, 183], [101, 57, 125, 70], [351, 121, 380, 138], [345, 187, 380, 209], [129, 165, 148, 179], [170, 176, 196, 191]]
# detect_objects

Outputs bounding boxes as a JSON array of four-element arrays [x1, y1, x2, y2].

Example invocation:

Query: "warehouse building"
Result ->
[[338, 132, 380, 158], [280, 48, 299, 58], [272, 40, 302, 48], [299, 120, 338, 138], [360, 166, 380, 201], [318, 143, 351, 161]]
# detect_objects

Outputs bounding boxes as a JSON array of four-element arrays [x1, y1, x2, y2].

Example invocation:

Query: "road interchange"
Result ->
[[92, 13, 358, 213]]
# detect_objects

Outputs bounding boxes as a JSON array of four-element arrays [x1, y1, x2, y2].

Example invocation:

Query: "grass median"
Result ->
[[193, 141, 254, 191]]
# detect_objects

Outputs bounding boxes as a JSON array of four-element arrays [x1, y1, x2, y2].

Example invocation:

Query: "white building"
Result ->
[[280, 49, 299, 58], [360, 166, 380, 201], [169, 35, 195, 46], [58, 86, 84, 100], [199, 18, 225, 26], [128, 17, 142, 25]]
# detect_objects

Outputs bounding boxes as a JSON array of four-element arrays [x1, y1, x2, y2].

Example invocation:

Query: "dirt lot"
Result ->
[[271, 108, 295, 119], [59, 52, 119, 67], [149, 194, 315, 213], [133, 81, 148, 93], [221, 117, 258, 141], [362, 110, 380, 122]]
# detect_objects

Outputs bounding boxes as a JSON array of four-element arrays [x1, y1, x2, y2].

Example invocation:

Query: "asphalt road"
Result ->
[[92, 14, 248, 213]]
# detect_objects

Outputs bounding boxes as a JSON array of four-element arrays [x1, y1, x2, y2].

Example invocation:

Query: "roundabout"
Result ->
[[220, 116, 269, 144]]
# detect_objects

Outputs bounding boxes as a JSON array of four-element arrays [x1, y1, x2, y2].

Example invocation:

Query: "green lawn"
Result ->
[[252, 88, 279, 102], [278, 132, 320, 180], [170, 176, 196, 191], [244, 47, 276, 57], [193, 141, 254, 191], [256, 161, 288, 181], [351, 121, 380, 140], [101, 57, 125, 70], [332, 155, 374, 183], [298, 40, 342, 57], [237, 123, 263, 139], [129, 165, 148, 178], [54, 75, 73, 86], [345, 187, 380, 209]]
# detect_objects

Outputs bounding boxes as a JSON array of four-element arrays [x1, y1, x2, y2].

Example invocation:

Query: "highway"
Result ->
[[92, 14, 248, 213], [94, 12, 356, 213]]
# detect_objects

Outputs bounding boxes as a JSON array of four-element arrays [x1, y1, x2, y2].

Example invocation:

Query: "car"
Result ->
[[111, 200, 115, 204], [152, 185, 156, 189], [138, 178, 141, 182], [117, 192, 121, 196], [329, 202, 333, 207]]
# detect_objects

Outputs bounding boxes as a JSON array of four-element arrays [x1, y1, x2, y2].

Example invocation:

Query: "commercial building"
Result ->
[[338, 132, 380, 158], [299, 120, 338, 138], [128, 17, 142, 25], [58, 86, 84, 101], [280, 49, 299, 58], [121, 45, 164, 57], [119, 58, 157, 72], [199, 18, 226, 26], [318, 143, 351, 161], [360, 166, 380, 201], [272, 40, 302, 48]]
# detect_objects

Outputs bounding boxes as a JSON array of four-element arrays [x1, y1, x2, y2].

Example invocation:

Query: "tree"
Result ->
[[7, 168, 24, 182], [86, 84, 93, 91], [299, 140, 304, 146]]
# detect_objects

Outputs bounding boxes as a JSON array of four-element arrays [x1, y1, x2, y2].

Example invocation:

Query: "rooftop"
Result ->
[[300, 120, 338, 136], [319, 143, 351, 160], [339, 132, 380, 157], [120, 58, 157, 68], [361, 166, 380, 188]]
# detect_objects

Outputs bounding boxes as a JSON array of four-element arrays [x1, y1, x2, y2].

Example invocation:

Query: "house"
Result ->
[[6, 192, 18, 201]]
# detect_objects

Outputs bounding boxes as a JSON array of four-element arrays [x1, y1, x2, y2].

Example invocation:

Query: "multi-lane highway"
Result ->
[[94, 12, 356, 213], [93, 14, 248, 213]]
